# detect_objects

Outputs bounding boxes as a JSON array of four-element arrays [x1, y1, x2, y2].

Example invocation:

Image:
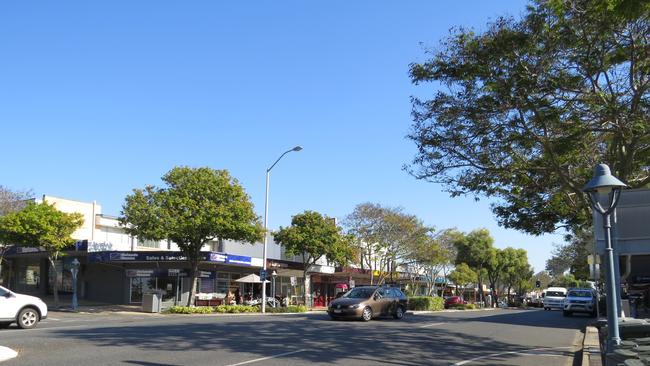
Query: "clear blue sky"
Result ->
[[0, 1, 565, 272]]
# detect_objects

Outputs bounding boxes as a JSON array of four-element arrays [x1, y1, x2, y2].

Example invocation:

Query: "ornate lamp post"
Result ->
[[70, 258, 80, 311], [262, 146, 302, 313], [271, 270, 278, 308], [583, 164, 627, 351]]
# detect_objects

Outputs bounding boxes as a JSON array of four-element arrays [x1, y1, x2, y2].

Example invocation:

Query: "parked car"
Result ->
[[327, 286, 408, 321], [542, 287, 567, 310], [0, 285, 48, 329], [444, 296, 467, 309], [563, 288, 597, 317]]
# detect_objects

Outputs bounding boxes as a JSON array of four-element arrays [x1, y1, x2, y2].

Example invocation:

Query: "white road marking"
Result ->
[[0, 346, 17, 362], [224, 349, 308, 366], [451, 346, 573, 365], [419, 322, 444, 328], [46, 317, 61, 321]]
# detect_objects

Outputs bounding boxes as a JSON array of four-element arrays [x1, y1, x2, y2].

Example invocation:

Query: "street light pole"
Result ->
[[262, 146, 302, 313], [583, 164, 627, 352], [70, 258, 80, 311]]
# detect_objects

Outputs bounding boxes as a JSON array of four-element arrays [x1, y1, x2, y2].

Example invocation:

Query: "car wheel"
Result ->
[[17, 307, 39, 329], [562, 310, 571, 317], [361, 307, 373, 322], [0, 322, 11, 329], [393, 306, 404, 320]]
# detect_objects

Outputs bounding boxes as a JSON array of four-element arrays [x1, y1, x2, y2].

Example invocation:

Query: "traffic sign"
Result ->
[[259, 269, 267, 281]]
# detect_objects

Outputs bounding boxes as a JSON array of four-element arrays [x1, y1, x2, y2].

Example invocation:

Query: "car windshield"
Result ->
[[568, 290, 593, 298], [344, 288, 375, 299], [546, 291, 566, 297]]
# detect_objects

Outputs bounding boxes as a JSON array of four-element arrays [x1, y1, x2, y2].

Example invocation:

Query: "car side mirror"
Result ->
[[4, 292, 12, 298]]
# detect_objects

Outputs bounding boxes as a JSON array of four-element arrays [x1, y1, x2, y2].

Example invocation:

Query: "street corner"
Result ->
[[0, 346, 17, 363]]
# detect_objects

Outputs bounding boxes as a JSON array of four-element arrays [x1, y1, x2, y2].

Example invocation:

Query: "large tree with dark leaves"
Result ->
[[407, 0, 649, 235]]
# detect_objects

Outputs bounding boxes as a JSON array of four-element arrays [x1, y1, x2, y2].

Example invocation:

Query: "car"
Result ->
[[327, 286, 408, 321], [444, 296, 467, 309], [542, 287, 567, 310], [563, 288, 597, 317], [0, 285, 48, 329]]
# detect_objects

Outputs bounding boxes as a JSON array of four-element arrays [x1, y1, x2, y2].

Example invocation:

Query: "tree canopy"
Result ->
[[274, 210, 355, 305], [120, 166, 264, 306], [0, 202, 83, 306], [407, 0, 650, 236]]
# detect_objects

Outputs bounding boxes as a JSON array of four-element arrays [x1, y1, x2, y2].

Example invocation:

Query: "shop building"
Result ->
[[1, 195, 314, 307]]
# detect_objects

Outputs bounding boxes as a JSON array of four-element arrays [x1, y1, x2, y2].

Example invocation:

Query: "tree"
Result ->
[[0, 185, 33, 283], [120, 167, 264, 307], [343, 203, 429, 285], [448, 263, 477, 297], [407, 0, 650, 236], [0, 202, 83, 307], [500, 248, 533, 300], [453, 229, 494, 303], [402, 229, 453, 296], [545, 230, 591, 279], [485, 248, 507, 304], [274, 211, 355, 306]]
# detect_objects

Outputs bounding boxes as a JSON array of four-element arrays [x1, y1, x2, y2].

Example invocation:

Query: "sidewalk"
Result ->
[[41, 295, 143, 314]]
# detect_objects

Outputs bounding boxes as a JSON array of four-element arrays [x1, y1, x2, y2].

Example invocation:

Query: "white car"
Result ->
[[0, 285, 48, 329]]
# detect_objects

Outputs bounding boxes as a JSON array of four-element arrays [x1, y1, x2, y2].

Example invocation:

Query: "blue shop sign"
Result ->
[[88, 251, 252, 267]]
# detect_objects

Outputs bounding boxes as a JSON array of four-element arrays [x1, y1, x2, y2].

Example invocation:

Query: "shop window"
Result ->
[[138, 239, 159, 249]]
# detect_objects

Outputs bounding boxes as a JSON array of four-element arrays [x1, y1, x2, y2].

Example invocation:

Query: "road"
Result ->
[[0, 308, 589, 366]]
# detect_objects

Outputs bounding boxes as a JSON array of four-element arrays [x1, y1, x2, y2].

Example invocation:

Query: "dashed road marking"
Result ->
[[0, 346, 17, 362], [224, 349, 308, 366], [419, 322, 444, 328], [451, 346, 573, 365]]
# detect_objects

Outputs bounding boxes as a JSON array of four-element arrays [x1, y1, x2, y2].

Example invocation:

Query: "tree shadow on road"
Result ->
[[49, 312, 580, 365]]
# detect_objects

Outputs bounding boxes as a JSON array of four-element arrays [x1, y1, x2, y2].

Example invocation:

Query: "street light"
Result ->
[[262, 145, 302, 313], [271, 270, 278, 308], [70, 258, 80, 311], [583, 163, 627, 352]]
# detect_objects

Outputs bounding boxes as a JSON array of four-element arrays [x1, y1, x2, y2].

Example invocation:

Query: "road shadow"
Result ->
[[460, 309, 592, 330], [46, 312, 581, 365]]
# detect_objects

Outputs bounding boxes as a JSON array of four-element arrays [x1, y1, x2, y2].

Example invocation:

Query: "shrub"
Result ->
[[167, 306, 214, 314], [265, 305, 308, 313], [408, 296, 444, 311], [214, 305, 259, 313]]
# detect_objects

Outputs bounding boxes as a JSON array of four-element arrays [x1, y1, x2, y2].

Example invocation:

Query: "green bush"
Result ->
[[214, 305, 259, 313], [167, 306, 214, 314], [265, 305, 308, 313], [449, 303, 477, 310], [408, 296, 444, 311]]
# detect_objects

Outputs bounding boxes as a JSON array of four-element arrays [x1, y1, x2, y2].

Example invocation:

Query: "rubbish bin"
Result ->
[[142, 292, 162, 313]]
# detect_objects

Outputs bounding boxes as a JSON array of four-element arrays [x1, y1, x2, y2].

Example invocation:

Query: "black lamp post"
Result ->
[[583, 164, 627, 351]]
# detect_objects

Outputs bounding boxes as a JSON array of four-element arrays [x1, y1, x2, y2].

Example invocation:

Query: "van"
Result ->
[[542, 287, 567, 311]]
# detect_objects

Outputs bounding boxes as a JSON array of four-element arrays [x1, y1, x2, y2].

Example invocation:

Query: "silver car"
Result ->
[[563, 288, 597, 317]]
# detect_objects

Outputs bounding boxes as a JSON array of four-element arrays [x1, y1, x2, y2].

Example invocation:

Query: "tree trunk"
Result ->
[[187, 258, 199, 307], [48, 256, 59, 308], [303, 269, 309, 307]]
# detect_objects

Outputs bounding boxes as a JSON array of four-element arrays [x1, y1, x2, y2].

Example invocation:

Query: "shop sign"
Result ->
[[226, 255, 251, 266], [208, 253, 227, 262], [126, 269, 155, 277]]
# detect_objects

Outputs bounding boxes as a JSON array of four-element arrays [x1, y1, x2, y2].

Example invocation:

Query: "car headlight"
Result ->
[[350, 304, 360, 309]]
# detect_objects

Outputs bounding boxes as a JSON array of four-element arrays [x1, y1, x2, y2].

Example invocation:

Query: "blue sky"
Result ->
[[0, 1, 565, 272]]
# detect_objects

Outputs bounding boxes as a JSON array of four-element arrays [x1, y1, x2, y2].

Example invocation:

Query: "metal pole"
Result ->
[[262, 169, 270, 314], [71, 269, 78, 311], [603, 213, 621, 350]]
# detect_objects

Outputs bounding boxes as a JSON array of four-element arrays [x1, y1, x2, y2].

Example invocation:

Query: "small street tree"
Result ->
[[274, 210, 355, 306], [0, 185, 33, 284], [453, 229, 494, 304], [120, 167, 264, 307], [0, 202, 83, 307], [448, 263, 477, 298]]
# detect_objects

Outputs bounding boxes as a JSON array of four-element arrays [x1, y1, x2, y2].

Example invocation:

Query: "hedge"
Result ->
[[165, 304, 309, 314], [408, 296, 444, 311], [449, 303, 477, 310]]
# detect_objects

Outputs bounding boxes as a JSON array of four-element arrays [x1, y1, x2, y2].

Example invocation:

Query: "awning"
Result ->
[[235, 274, 269, 283]]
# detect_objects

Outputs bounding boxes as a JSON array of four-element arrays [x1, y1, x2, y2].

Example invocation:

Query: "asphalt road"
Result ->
[[0, 308, 590, 366]]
